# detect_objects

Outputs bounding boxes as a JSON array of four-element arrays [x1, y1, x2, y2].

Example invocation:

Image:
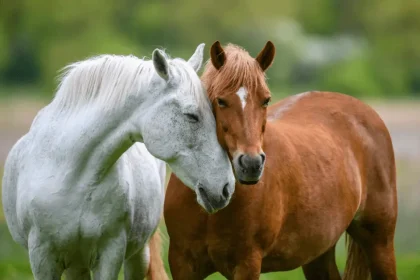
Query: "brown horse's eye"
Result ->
[[263, 97, 271, 107], [217, 98, 227, 108]]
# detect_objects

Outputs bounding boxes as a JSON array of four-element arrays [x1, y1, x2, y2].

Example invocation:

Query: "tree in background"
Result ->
[[0, 0, 419, 98]]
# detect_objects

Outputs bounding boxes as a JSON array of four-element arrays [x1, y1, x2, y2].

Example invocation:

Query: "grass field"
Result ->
[[1, 221, 420, 280], [1, 220, 420, 280], [0, 96, 419, 279]]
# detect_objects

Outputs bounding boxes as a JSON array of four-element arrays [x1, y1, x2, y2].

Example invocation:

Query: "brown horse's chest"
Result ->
[[203, 190, 283, 273]]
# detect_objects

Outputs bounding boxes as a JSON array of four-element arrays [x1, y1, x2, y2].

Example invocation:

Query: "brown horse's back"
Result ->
[[270, 91, 396, 182], [269, 91, 396, 212]]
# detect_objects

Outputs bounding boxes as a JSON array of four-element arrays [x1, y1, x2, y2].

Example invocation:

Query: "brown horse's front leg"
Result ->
[[168, 244, 212, 280], [302, 244, 342, 280], [232, 252, 262, 280], [168, 246, 197, 280]]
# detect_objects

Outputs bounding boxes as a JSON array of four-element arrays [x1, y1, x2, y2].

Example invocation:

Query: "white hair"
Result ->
[[52, 52, 209, 112]]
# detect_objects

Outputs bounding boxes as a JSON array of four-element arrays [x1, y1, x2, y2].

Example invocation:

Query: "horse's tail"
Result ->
[[146, 228, 169, 280], [343, 233, 370, 280]]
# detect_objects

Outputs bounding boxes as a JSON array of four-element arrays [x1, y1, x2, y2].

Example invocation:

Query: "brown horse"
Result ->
[[164, 42, 398, 280]]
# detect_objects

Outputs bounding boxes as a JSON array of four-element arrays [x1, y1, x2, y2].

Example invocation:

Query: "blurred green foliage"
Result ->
[[1, 0, 420, 97]]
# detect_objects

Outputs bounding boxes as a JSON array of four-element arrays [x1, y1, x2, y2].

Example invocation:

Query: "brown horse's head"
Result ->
[[202, 41, 275, 185]]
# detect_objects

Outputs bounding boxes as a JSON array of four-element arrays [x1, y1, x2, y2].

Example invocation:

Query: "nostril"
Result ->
[[222, 183, 230, 199], [198, 187, 206, 198], [238, 155, 245, 168], [260, 153, 266, 164]]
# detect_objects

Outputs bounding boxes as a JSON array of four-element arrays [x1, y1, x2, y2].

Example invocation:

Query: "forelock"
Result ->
[[201, 44, 269, 101]]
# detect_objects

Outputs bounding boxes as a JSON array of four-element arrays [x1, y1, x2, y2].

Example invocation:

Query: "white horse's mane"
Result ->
[[53, 52, 208, 111]]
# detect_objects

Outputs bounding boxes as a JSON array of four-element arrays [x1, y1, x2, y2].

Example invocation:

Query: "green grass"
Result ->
[[1, 221, 420, 280]]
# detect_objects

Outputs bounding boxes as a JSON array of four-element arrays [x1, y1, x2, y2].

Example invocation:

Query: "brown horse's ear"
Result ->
[[256, 41, 276, 71], [210, 41, 226, 70]]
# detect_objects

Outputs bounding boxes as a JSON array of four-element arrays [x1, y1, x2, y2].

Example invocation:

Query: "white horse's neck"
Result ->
[[42, 85, 159, 186]]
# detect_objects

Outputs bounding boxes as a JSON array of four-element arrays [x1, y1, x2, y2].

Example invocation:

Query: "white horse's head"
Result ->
[[140, 44, 235, 213]]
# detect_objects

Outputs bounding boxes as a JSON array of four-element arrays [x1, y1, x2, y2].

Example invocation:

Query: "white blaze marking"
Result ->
[[236, 87, 248, 110]]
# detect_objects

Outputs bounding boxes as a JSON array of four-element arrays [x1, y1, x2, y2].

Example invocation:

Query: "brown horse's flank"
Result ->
[[164, 42, 398, 280]]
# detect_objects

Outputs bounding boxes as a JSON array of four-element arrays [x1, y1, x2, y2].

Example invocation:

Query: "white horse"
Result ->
[[1, 43, 235, 280]]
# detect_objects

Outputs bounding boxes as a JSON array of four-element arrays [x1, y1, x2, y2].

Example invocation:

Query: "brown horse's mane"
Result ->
[[201, 44, 270, 101]]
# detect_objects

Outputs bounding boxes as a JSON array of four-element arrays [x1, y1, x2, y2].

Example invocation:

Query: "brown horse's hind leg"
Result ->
[[364, 239, 397, 280], [345, 170, 397, 279], [346, 219, 397, 280], [344, 138, 398, 280], [302, 244, 341, 280]]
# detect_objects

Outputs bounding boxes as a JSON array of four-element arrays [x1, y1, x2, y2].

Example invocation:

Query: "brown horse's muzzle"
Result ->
[[233, 152, 266, 185]]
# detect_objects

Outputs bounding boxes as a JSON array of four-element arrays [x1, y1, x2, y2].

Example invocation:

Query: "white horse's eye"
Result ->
[[184, 113, 199, 123]]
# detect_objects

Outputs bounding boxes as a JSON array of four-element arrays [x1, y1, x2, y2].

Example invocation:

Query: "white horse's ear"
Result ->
[[152, 49, 169, 81], [187, 43, 205, 72]]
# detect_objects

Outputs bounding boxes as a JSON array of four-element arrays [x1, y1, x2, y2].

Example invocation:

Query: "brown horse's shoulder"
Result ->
[[267, 91, 314, 121]]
